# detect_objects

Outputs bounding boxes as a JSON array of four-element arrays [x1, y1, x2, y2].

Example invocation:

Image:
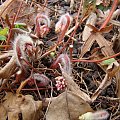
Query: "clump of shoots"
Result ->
[[55, 76, 67, 91], [13, 34, 34, 69], [51, 54, 72, 75], [35, 14, 51, 38], [79, 110, 109, 120], [55, 13, 72, 42]]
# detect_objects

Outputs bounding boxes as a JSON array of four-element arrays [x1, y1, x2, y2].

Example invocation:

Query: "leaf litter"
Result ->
[[0, 0, 120, 120]]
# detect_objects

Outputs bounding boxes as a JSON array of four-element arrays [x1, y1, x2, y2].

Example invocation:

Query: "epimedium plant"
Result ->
[[0, 0, 119, 119]]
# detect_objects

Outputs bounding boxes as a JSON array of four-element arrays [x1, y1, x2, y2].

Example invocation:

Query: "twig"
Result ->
[[6, 1, 23, 48], [0, 51, 13, 60], [100, 0, 118, 30], [72, 51, 120, 63], [2, 87, 56, 91]]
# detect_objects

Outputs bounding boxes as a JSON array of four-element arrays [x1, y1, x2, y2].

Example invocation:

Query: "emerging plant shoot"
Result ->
[[13, 34, 34, 70], [28, 73, 50, 87], [55, 13, 72, 42], [51, 54, 72, 75], [35, 14, 51, 38]]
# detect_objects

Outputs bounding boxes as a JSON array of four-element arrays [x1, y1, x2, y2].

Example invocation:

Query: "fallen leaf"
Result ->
[[80, 33, 115, 58], [115, 71, 120, 98], [62, 71, 91, 102], [91, 61, 119, 102], [58, 59, 91, 102], [46, 91, 93, 120], [82, 12, 97, 42], [0, 0, 36, 27], [0, 56, 17, 79], [0, 92, 43, 120]]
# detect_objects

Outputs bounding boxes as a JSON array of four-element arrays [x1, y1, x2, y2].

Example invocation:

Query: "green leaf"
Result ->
[[0, 35, 6, 41], [14, 23, 26, 29], [0, 27, 9, 36], [101, 58, 116, 65]]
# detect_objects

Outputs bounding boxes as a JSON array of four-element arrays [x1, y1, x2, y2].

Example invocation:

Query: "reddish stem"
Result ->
[[100, 0, 118, 30], [20, 57, 42, 74], [50, 16, 87, 68], [6, 1, 23, 49], [72, 52, 120, 63], [69, 44, 73, 61]]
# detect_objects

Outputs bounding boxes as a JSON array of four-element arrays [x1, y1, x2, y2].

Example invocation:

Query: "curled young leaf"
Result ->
[[28, 73, 50, 87], [51, 54, 72, 75]]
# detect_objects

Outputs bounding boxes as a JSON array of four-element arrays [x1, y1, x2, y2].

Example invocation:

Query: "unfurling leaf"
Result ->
[[51, 54, 72, 75], [28, 73, 50, 87]]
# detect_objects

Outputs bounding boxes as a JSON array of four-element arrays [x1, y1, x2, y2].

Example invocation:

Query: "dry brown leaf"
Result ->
[[91, 74, 110, 102], [82, 12, 97, 42], [95, 33, 114, 56], [0, 92, 43, 120], [0, 56, 17, 79], [62, 71, 91, 102], [0, 0, 15, 18], [0, 0, 36, 27], [115, 71, 120, 98], [46, 91, 93, 120], [80, 33, 95, 58], [106, 61, 119, 77], [91, 61, 119, 102], [98, 9, 120, 23], [80, 33, 115, 58]]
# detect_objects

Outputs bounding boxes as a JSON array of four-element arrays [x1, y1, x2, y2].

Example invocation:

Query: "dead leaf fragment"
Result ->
[[0, 92, 43, 120], [0, 56, 17, 79], [80, 33, 115, 58], [46, 91, 93, 120], [91, 61, 119, 102], [0, 0, 36, 27], [82, 12, 97, 42], [62, 71, 91, 102]]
